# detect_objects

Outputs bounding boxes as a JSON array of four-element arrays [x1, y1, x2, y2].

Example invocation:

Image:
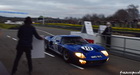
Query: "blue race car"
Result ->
[[45, 35, 109, 65]]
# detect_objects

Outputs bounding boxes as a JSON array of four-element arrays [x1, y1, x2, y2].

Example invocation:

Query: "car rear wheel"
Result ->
[[63, 50, 70, 63]]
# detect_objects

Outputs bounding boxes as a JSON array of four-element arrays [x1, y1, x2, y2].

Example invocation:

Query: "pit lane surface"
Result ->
[[0, 27, 140, 75]]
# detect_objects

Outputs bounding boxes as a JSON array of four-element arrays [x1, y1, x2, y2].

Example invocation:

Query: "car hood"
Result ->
[[63, 44, 105, 52]]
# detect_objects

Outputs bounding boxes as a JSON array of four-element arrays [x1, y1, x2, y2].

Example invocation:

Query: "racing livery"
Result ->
[[45, 35, 109, 65]]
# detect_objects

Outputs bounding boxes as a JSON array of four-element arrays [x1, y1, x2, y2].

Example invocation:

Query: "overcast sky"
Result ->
[[0, 0, 140, 18]]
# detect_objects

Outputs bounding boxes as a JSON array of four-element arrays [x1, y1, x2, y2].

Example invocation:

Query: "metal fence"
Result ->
[[97, 35, 140, 61]]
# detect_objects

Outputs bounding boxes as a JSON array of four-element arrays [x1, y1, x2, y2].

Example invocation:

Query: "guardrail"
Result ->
[[96, 35, 140, 61]]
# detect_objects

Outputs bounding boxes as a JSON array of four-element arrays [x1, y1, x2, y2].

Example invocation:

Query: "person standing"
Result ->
[[11, 17, 43, 75], [102, 22, 112, 48]]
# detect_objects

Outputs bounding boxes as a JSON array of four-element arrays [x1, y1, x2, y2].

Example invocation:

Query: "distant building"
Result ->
[[4, 20, 23, 25]]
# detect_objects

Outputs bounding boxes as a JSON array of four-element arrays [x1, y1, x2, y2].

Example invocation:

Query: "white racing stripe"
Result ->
[[37, 29, 54, 36], [70, 64, 84, 70], [44, 52, 55, 57]]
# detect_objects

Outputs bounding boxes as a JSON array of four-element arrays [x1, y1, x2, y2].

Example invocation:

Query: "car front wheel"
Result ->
[[63, 50, 70, 63]]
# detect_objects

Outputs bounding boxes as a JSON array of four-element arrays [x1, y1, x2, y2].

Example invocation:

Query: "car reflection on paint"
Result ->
[[44, 35, 109, 65]]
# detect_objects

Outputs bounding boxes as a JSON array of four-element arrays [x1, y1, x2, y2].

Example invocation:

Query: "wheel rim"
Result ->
[[63, 51, 69, 61]]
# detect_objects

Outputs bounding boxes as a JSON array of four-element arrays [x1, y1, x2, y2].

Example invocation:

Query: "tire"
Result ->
[[63, 50, 70, 63]]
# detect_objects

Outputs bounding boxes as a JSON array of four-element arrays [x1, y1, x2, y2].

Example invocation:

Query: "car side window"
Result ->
[[61, 37, 66, 44], [52, 36, 57, 41], [54, 36, 61, 43]]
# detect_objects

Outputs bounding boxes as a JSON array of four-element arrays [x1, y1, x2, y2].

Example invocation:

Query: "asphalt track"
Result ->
[[0, 27, 140, 75]]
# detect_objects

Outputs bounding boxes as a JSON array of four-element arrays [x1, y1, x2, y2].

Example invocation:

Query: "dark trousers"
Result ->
[[106, 36, 111, 48], [12, 47, 32, 74], [103, 35, 111, 48]]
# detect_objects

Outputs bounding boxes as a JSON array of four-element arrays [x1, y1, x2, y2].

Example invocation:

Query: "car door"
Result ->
[[52, 36, 61, 54]]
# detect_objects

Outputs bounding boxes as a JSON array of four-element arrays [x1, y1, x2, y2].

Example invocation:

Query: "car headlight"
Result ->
[[75, 52, 86, 59], [101, 51, 109, 56]]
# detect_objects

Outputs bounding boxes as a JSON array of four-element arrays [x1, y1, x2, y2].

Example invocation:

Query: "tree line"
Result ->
[[64, 4, 140, 28]]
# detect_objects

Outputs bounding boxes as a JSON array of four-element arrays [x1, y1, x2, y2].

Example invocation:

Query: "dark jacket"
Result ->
[[102, 27, 112, 36], [17, 25, 42, 49]]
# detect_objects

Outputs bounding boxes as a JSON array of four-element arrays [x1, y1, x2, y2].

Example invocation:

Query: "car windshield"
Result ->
[[61, 37, 88, 44]]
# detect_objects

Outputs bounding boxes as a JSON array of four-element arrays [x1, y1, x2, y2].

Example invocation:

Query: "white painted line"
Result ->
[[7, 35, 11, 38], [7, 35, 17, 41], [37, 29, 54, 36], [44, 52, 55, 57], [12, 38, 17, 41], [70, 64, 84, 70]]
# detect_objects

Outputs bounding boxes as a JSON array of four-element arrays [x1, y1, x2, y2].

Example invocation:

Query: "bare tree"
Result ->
[[82, 14, 92, 21], [113, 9, 129, 21], [127, 4, 139, 21]]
